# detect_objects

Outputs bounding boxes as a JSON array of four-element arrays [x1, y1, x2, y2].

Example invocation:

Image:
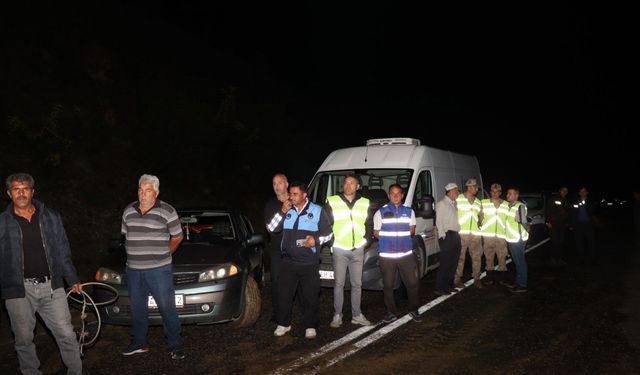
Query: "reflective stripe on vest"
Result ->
[[378, 204, 413, 253], [505, 202, 529, 243], [327, 195, 369, 250], [456, 193, 482, 235], [479, 199, 509, 238]]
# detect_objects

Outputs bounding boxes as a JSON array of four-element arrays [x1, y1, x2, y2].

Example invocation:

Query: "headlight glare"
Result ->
[[199, 263, 239, 282], [95, 267, 123, 284]]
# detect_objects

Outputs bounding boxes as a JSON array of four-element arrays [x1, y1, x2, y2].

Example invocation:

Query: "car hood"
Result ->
[[171, 242, 239, 268], [101, 241, 240, 272]]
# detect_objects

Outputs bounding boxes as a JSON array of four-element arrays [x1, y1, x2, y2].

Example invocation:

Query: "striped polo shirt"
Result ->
[[121, 199, 182, 270]]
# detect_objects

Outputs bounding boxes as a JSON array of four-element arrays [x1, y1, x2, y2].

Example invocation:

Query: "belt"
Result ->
[[24, 276, 50, 284]]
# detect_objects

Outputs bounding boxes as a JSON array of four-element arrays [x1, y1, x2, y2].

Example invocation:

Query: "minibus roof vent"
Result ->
[[366, 138, 421, 146]]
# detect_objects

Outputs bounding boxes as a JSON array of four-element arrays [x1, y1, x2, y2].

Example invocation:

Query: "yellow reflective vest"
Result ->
[[479, 199, 509, 238], [457, 193, 482, 235], [327, 195, 369, 251], [505, 201, 530, 243]]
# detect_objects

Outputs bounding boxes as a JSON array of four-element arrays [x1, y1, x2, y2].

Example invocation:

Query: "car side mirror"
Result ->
[[415, 195, 435, 219], [245, 233, 265, 246]]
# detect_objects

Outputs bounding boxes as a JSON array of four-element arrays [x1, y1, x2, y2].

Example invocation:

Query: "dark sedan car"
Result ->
[[93, 208, 264, 327]]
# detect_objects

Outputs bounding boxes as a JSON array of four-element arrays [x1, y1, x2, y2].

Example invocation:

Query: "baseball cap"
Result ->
[[465, 178, 478, 187], [445, 182, 459, 191], [490, 183, 502, 191]]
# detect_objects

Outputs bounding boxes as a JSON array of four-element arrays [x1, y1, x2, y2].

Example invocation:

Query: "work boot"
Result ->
[[454, 278, 464, 289], [484, 271, 494, 285], [474, 277, 483, 289]]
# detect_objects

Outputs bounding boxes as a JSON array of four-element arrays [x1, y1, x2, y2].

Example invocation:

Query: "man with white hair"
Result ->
[[120, 174, 186, 359]]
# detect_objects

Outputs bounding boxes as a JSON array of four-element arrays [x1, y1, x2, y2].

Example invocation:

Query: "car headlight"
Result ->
[[198, 263, 239, 282], [95, 267, 123, 284]]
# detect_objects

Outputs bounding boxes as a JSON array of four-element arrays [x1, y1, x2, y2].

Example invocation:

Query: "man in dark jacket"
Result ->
[[571, 185, 599, 262], [263, 173, 290, 321], [0, 173, 83, 375], [545, 186, 571, 266], [266, 181, 332, 339]]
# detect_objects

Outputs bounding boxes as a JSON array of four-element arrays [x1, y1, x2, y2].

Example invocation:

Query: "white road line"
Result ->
[[272, 237, 550, 374]]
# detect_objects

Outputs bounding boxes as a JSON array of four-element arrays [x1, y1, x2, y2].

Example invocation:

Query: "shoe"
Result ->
[[445, 288, 458, 294], [510, 286, 528, 293], [484, 271, 494, 285], [273, 325, 291, 337], [474, 279, 484, 289], [305, 328, 317, 339], [351, 314, 372, 326], [122, 344, 150, 356], [434, 289, 451, 296], [330, 313, 343, 328], [409, 311, 423, 322], [454, 279, 465, 289], [500, 280, 516, 289], [382, 312, 397, 323], [170, 348, 186, 360]]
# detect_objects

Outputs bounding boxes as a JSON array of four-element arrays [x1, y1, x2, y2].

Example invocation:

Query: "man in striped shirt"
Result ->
[[120, 174, 185, 360]]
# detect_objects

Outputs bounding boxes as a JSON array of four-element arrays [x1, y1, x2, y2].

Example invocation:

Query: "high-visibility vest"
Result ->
[[377, 203, 413, 255], [457, 193, 482, 235], [505, 201, 529, 243], [327, 195, 369, 251], [479, 199, 509, 238]]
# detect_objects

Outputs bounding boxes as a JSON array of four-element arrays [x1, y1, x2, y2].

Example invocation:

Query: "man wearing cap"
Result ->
[[479, 183, 510, 285], [454, 178, 484, 289], [434, 182, 462, 295]]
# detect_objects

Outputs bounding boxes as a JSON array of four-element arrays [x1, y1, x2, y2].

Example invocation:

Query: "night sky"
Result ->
[[1, 1, 635, 200]]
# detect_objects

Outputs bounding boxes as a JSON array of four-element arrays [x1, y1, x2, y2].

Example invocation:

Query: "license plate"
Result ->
[[319, 270, 334, 280], [148, 295, 184, 309]]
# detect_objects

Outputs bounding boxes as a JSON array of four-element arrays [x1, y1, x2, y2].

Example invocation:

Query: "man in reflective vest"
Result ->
[[479, 183, 509, 285], [373, 184, 422, 323], [325, 174, 373, 328], [454, 178, 484, 289], [505, 187, 530, 293]]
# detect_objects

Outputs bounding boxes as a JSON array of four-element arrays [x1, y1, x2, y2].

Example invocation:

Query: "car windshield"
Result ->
[[179, 212, 236, 242], [308, 169, 413, 207], [520, 195, 543, 210]]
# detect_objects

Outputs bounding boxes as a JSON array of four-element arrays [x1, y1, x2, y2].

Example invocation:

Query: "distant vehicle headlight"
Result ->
[[198, 263, 239, 282], [95, 267, 123, 284]]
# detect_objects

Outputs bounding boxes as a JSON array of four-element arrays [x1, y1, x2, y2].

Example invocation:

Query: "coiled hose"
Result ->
[[66, 282, 118, 357]]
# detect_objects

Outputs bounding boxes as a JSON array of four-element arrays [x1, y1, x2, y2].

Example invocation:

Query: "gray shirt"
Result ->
[[436, 195, 460, 239]]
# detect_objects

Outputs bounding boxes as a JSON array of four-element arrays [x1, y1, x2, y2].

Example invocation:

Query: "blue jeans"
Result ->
[[126, 264, 183, 350], [508, 240, 528, 288], [5, 281, 82, 375]]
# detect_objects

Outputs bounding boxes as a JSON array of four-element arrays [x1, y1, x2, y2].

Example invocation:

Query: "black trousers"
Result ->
[[436, 231, 461, 292], [270, 244, 283, 317], [276, 259, 320, 329], [549, 224, 568, 260], [574, 222, 597, 259], [379, 254, 420, 313]]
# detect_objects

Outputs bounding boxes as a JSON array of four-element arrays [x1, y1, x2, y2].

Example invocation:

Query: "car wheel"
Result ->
[[231, 276, 261, 328], [254, 263, 265, 289]]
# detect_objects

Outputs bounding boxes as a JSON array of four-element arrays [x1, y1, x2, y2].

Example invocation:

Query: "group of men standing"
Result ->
[[434, 179, 531, 295], [264, 174, 424, 339], [0, 172, 187, 375], [263, 173, 534, 339]]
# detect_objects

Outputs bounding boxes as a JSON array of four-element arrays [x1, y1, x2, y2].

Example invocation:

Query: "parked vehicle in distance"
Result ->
[[307, 137, 483, 291], [93, 208, 265, 327], [519, 192, 546, 226], [519, 192, 548, 245]]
